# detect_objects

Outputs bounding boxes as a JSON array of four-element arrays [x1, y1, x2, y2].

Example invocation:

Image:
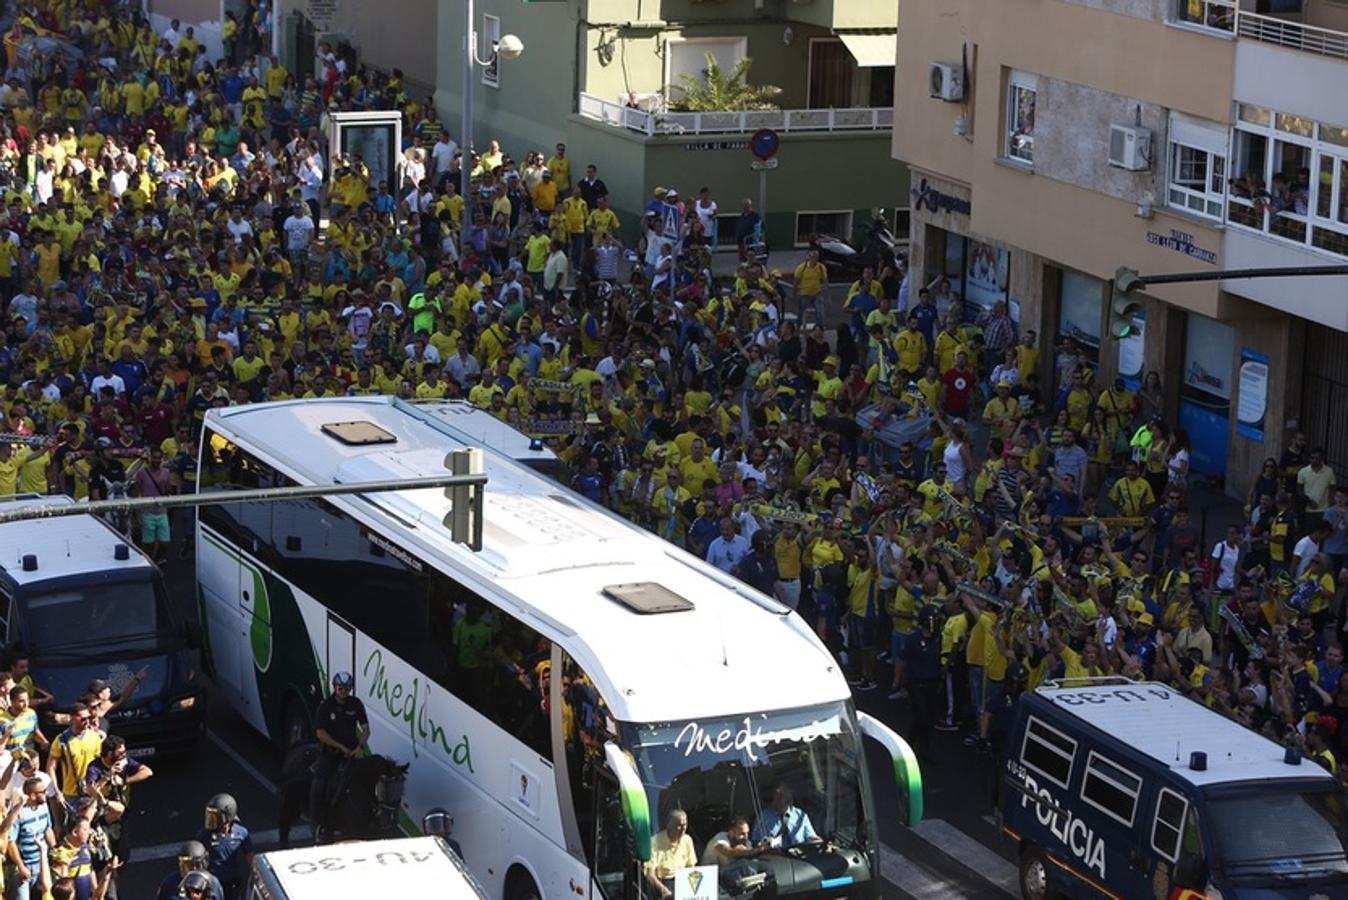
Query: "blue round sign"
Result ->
[[749, 128, 780, 161]]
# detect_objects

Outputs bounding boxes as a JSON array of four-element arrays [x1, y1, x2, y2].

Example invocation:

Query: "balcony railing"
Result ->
[[1226, 195, 1348, 259], [577, 92, 894, 137], [1237, 9, 1348, 61]]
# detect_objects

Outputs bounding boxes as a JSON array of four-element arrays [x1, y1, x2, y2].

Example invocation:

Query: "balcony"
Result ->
[[577, 92, 893, 137], [1237, 10, 1348, 60]]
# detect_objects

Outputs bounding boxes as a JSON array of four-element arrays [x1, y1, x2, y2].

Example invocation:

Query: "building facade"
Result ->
[[893, 0, 1348, 497], [144, 0, 438, 91], [435, 0, 909, 249]]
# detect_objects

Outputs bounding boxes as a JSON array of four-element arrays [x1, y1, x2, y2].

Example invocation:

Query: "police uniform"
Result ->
[[155, 868, 223, 900], [310, 693, 369, 829], [193, 822, 252, 899]]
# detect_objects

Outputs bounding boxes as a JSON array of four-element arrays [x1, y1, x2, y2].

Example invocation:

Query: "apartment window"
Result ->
[[1167, 113, 1229, 221], [1005, 72, 1037, 166], [1175, 0, 1236, 32], [1227, 105, 1348, 257], [795, 211, 853, 248], [482, 15, 501, 88]]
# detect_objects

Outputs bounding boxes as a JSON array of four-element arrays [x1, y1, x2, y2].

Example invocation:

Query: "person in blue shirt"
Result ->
[[194, 793, 253, 900], [572, 456, 607, 505], [155, 841, 224, 900], [706, 517, 751, 574], [751, 784, 820, 848], [9, 776, 47, 900]]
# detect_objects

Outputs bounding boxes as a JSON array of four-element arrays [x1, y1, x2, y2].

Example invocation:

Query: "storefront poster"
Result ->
[[1059, 270, 1104, 349], [1117, 310, 1145, 389], [964, 240, 1009, 309], [1236, 347, 1269, 442]]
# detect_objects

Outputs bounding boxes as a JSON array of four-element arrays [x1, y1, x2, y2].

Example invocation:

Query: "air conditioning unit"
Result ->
[[1109, 124, 1152, 171], [929, 62, 965, 102]]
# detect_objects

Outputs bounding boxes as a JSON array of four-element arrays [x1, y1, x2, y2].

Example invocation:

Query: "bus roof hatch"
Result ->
[[321, 421, 398, 446], [602, 582, 695, 615]]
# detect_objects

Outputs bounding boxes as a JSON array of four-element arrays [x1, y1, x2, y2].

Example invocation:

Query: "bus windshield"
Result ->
[[1211, 786, 1348, 884], [24, 578, 170, 654], [624, 702, 870, 857]]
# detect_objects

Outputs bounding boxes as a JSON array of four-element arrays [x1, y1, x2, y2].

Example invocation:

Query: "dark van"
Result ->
[[0, 497, 205, 756], [1003, 678, 1348, 899]]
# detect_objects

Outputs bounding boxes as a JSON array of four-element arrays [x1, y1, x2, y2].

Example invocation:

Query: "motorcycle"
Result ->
[[809, 210, 903, 279]]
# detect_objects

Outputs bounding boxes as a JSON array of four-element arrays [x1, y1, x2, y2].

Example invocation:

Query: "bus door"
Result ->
[[326, 614, 355, 686], [592, 770, 641, 900]]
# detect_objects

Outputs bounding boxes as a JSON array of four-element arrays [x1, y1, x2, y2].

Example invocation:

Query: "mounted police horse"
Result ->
[[277, 744, 409, 846]]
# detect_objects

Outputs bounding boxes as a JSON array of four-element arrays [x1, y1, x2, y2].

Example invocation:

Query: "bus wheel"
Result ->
[[504, 868, 541, 900], [1019, 846, 1055, 900], [280, 696, 312, 749]]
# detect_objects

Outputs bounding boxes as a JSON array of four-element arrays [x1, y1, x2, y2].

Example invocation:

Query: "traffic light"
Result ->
[[1109, 267, 1144, 340], [1113, 266, 1144, 295]]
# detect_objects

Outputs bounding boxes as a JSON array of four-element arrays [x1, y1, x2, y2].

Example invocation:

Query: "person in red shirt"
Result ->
[[942, 350, 977, 418], [136, 392, 176, 447]]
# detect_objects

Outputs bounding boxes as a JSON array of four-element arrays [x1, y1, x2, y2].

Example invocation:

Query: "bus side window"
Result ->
[[559, 651, 616, 866]]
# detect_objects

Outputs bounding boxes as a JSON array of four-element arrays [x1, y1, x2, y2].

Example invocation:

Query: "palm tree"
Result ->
[[669, 53, 783, 112]]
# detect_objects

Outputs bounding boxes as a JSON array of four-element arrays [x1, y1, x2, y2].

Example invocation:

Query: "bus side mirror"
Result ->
[[603, 741, 652, 862], [857, 711, 923, 827]]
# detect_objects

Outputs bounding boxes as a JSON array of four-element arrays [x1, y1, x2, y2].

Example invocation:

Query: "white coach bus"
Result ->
[[195, 397, 920, 900]]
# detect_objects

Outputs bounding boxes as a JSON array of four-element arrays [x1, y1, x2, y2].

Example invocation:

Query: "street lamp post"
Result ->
[[460, 0, 523, 262]]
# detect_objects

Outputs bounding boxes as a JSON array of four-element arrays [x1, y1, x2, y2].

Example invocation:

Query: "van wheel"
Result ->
[[1019, 846, 1055, 900]]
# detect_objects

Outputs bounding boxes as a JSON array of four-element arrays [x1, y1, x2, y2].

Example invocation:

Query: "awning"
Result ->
[[838, 31, 896, 68]]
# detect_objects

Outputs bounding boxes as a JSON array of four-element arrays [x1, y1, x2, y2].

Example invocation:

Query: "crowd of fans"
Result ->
[[0, 0, 1344, 857]]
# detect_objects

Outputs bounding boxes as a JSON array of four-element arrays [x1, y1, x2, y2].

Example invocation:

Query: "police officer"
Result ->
[[155, 841, 223, 900], [178, 870, 217, 900], [902, 608, 944, 765], [193, 794, 252, 900], [310, 671, 369, 838]]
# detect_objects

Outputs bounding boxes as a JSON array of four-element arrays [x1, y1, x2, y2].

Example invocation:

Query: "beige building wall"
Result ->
[[894, 0, 1234, 315], [276, 0, 438, 89]]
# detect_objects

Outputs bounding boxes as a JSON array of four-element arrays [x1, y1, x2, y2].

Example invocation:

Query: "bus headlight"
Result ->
[[171, 696, 197, 712]]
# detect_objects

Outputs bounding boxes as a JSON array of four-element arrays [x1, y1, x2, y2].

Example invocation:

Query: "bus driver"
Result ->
[[752, 785, 821, 848]]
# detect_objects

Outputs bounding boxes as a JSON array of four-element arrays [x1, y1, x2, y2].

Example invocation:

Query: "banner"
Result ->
[[1236, 347, 1269, 442], [1117, 310, 1145, 389], [524, 418, 582, 436]]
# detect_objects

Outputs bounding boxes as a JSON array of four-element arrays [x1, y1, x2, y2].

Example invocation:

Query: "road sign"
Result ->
[[750, 158, 780, 171], [749, 128, 780, 160]]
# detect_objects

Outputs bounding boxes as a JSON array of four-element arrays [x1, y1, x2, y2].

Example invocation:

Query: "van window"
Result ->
[[1151, 788, 1186, 862], [1020, 717, 1077, 789], [1080, 751, 1142, 827]]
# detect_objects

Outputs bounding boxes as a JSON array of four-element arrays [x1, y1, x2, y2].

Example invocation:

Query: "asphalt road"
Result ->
[[113, 557, 1020, 900]]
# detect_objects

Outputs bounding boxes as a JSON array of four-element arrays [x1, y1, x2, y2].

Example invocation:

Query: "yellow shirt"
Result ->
[[645, 831, 696, 880], [894, 330, 926, 375], [794, 261, 827, 296], [774, 535, 802, 580], [52, 727, 103, 797]]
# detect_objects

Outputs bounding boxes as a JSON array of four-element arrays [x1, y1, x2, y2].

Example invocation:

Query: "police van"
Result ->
[[1003, 678, 1348, 899], [0, 496, 205, 755], [246, 836, 487, 899]]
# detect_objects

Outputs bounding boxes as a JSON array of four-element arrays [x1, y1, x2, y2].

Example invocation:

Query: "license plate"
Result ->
[[128, 747, 155, 758]]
